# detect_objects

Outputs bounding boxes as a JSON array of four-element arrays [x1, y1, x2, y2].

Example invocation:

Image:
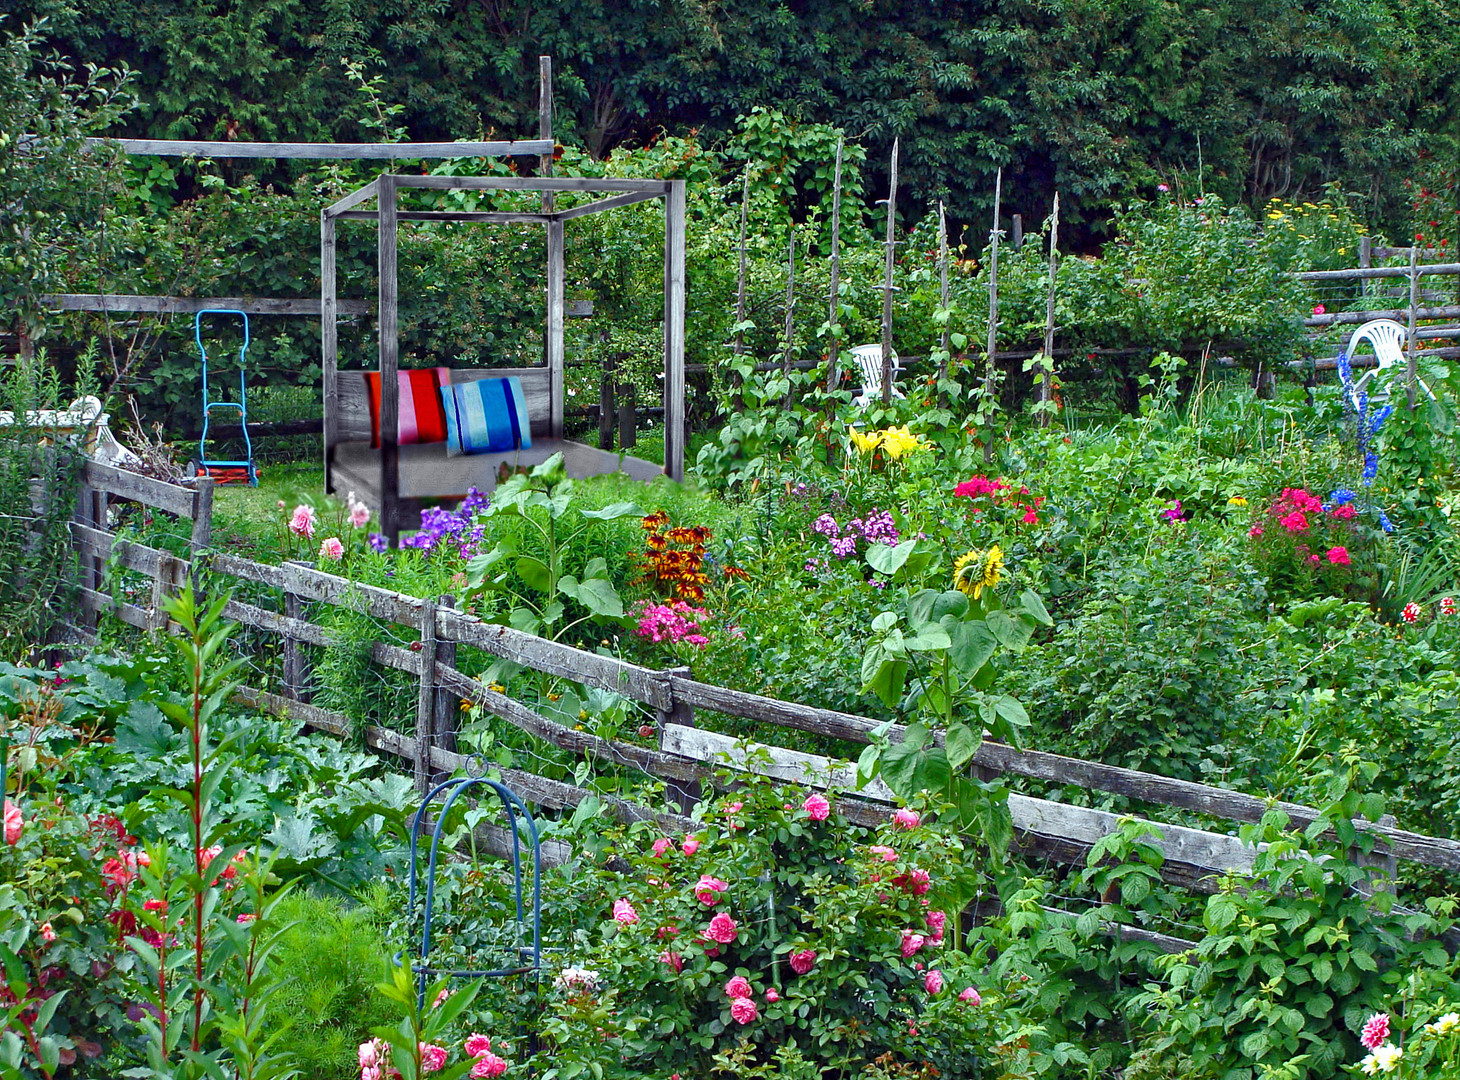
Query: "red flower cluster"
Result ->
[[953, 475, 1044, 525]]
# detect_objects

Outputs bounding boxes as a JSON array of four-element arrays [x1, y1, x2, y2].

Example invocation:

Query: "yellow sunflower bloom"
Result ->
[[952, 545, 1005, 600]]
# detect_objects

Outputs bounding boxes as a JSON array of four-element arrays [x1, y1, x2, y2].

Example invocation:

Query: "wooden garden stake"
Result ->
[[1407, 243, 1419, 410], [938, 201, 951, 384], [414, 596, 438, 794], [880, 139, 899, 405], [983, 166, 1002, 461], [782, 231, 797, 408], [1039, 192, 1060, 428], [539, 57, 554, 214], [828, 137, 844, 391]]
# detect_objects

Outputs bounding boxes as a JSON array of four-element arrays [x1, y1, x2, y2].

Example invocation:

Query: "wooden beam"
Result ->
[[540, 56, 555, 217], [321, 212, 339, 493], [42, 294, 369, 316], [392, 175, 670, 194], [546, 217, 566, 439], [1294, 263, 1460, 281], [334, 210, 551, 224], [663, 180, 687, 482], [89, 138, 554, 160], [324, 179, 380, 218], [553, 190, 664, 221], [377, 174, 400, 545], [1305, 305, 1460, 327]]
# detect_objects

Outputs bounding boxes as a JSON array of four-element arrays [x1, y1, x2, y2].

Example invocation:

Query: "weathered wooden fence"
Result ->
[[65, 462, 1460, 949]]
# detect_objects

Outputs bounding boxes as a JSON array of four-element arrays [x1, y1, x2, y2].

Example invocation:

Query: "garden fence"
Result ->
[[62, 462, 1460, 952]]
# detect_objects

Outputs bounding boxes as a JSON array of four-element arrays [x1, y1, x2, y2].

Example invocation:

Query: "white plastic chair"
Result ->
[[850, 344, 903, 407], [1346, 319, 1435, 403]]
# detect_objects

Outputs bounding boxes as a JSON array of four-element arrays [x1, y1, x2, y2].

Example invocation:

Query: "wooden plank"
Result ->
[[189, 477, 213, 552], [378, 173, 400, 544], [78, 587, 154, 631], [1294, 263, 1460, 281], [663, 181, 687, 482], [437, 666, 704, 782], [42, 294, 369, 316], [546, 217, 566, 439], [220, 596, 421, 675], [334, 210, 551, 224], [432, 595, 460, 776], [81, 459, 197, 517], [92, 139, 554, 160], [208, 553, 425, 627], [663, 725, 1257, 885], [1306, 305, 1460, 327], [321, 212, 339, 493], [880, 140, 899, 404], [414, 596, 438, 792], [325, 179, 380, 218], [553, 190, 664, 221], [392, 176, 670, 194], [436, 608, 670, 709], [539, 56, 555, 217]]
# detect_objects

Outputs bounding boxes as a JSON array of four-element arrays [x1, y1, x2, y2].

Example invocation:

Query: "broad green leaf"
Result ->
[[871, 610, 899, 633], [946, 722, 981, 770], [558, 574, 625, 619], [993, 695, 1031, 729], [862, 658, 909, 709], [987, 609, 1034, 651], [901, 624, 951, 652], [947, 621, 998, 674], [516, 555, 551, 593], [866, 538, 918, 576], [581, 501, 643, 520], [856, 744, 881, 786], [1019, 589, 1054, 626]]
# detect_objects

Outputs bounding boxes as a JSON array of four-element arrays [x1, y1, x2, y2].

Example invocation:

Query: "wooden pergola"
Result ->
[[320, 171, 687, 541]]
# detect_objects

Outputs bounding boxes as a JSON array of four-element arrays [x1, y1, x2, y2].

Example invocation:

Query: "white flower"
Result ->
[[1427, 1011, 1460, 1035], [553, 966, 600, 992], [1365, 1043, 1402, 1073]]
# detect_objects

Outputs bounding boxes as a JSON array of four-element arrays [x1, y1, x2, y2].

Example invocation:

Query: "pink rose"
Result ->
[[724, 801, 743, 816], [3, 799, 21, 845], [652, 838, 672, 858], [289, 504, 316, 539], [694, 875, 729, 905], [959, 986, 982, 1005], [464, 1035, 492, 1058], [660, 950, 683, 973], [1313, 303, 1326, 316], [789, 949, 816, 975], [765, 988, 780, 1003], [1360, 1013, 1391, 1051], [319, 536, 345, 561], [681, 836, 700, 856], [725, 975, 752, 999], [925, 910, 947, 944], [901, 931, 926, 958], [420, 1043, 448, 1073], [705, 913, 738, 945], [729, 997, 758, 1024], [869, 845, 898, 863], [471, 1052, 508, 1078], [925, 969, 944, 994], [803, 794, 831, 821], [894, 868, 931, 895], [347, 498, 371, 528], [892, 808, 921, 830], [40, 921, 56, 943], [359, 1040, 383, 1069], [612, 899, 638, 925]]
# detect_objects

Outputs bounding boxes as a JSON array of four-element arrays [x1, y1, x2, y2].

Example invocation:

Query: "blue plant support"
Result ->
[[406, 773, 543, 1010]]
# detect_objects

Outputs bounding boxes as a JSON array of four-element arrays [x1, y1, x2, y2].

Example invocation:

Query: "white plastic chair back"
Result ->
[[850, 344, 903, 407], [1347, 319, 1434, 402]]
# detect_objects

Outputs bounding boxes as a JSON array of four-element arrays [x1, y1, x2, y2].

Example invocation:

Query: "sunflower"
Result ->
[[952, 545, 1004, 600]]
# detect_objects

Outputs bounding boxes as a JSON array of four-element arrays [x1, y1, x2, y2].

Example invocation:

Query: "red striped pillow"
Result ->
[[364, 368, 451, 448]]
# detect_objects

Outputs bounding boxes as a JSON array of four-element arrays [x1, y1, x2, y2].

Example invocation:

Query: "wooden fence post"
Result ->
[[283, 592, 309, 700], [432, 595, 460, 782], [657, 667, 699, 815], [598, 371, 616, 450], [617, 382, 637, 449], [1407, 245, 1420, 410], [414, 595, 438, 794]]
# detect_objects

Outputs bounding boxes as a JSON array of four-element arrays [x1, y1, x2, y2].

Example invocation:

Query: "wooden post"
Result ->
[[827, 137, 844, 391], [283, 591, 311, 701], [598, 370, 617, 449], [432, 595, 459, 783], [880, 139, 899, 405], [656, 668, 699, 815], [937, 201, 951, 383], [414, 595, 438, 794], [1039, 193, 1061, 428], [321, 212, 338, 493], [1011, 213, 1023, 251], [618, 382, 637, 449], [189, 476, 213, 553], [780, 230, 796, 408], [663, 181, 687, 481], [983, 166, 1003, 462], [1407, 244, 1419, 410], [547, 217, 567, 438], [729, 169, 750, 410], [539, 57, 555, 216], [377, 173, 401, 545]]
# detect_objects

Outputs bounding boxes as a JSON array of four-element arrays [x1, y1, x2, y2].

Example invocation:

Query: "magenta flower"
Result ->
[[894, 868, 931, 895], [319, 536, 345, 561], [765, 988, 780, 1002], [730, 997, 758, 1024], [288, 504, 317, 538], [925, 910, 947, 943], [925, 969, 944, 994], [651, 837, 672, 858], [959, 986, 982, 1005], [900, 931, 926, 958], [612, 899, 639, 924], [1248, 525, 1264, 538], [1327, 546, 1351, 566], [470, 1053, 508, 1078], [725, 975, 752, 999], [660, 950, 683, 973], [1279, 511, 1309, 533], [706, 913, 738, 944], [803, 794, 831, 821], [1313, 303, 1327, 316], [869, 845, 898, 863], [3, 799, 21, 845], [419, 1043, 448, 1073], [681, 836, 700, 856], [892, 808, 921, 830], [789, 949, 817, 975], [1360, 1012, 1391, 1050], [464, 1035, 492, 1058]]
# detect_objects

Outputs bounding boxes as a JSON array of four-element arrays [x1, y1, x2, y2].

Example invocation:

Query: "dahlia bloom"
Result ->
[[319, 537, 345, 561], [1360, 1013, 1391, 1051], [288, 504, 317, 539]]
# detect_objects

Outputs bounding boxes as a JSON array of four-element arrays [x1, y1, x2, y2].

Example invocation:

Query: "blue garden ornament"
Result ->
[[406, 771, 543, 1009]]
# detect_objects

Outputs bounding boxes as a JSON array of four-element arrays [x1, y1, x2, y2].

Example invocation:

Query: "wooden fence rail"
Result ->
[[66, 463, 1460, 919]]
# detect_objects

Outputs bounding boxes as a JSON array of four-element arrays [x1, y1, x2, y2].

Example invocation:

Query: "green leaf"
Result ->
[[987, 610, 1034, 651], [516, 556, 551, 593], [993, 695, 1030, 730], [946, 723, 981, 770], [581, 501, 642, 520], [901, 624, 951, 652], [861, 658, 908, 709], [947, 621, 998, 674], [557, 575, 625, 619], [1019, 589, 1054, 626], [866, 538, 918, 576]]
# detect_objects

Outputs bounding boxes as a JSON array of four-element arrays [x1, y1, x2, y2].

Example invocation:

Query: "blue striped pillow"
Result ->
[[440, 377, 533, 457]]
